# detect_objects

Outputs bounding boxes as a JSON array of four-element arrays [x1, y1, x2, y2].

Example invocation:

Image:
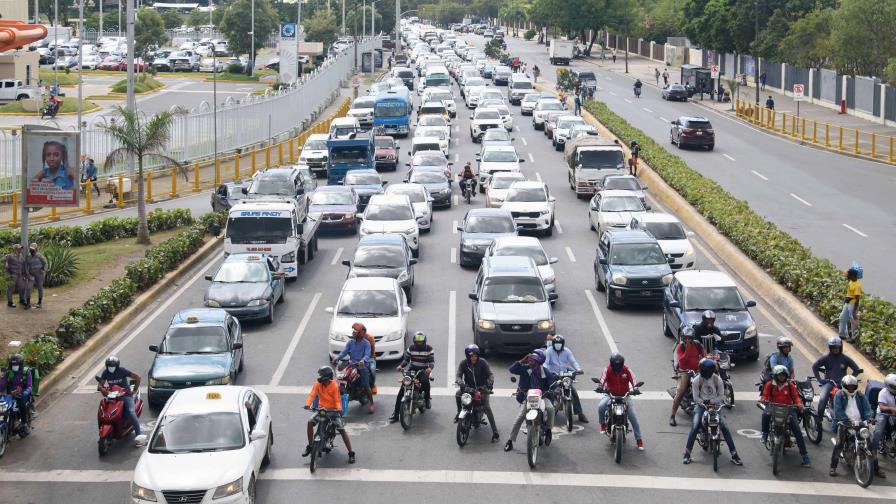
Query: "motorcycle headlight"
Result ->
[[205, 299, 221, 307], [148, 378, 173, 388], [662, 274, 673, 285], [614, 404, 625, 415], [612, 275, 628, 286], [745, 324, 757, 338], [281, 252, 296, 263], [212, 477, 243, 499], [247, 299, 267, 307], [537, 320, 554, 330], [461, 392, 473, 406], [478, 319, 495, 330], [402, 375, 413, 386], [859, 427, 871, 439], [562, 377, 572, 387], [206, 375, 231, 385], [131, 482, 157, 502]]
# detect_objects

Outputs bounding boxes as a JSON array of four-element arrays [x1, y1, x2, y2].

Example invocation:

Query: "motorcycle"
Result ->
[[695, 403, 725, 472], [96, 380, 143, 456], [803, 371, 862, 444], [593, 377, 644, 464], [633, 85, 642, 98], [555, 370, 582, 432], [757, 402, 802, 475], [837, 420, 876, 487], [40, 101, 61, 119], [398, 368, 432, 431], [701, 334, 735, 409], [667, 364, 697, 416], [461, 179, 475, 204], [511, 376, 553, 469], [456, 384, 490, 447], [878, 413, 896, 459], [0, 390, 32, 458], [335, 359, 370, 410], [308, 408, 339, 473]]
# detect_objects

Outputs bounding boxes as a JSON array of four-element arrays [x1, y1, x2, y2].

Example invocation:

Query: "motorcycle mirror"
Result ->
[[341, 260, 351, 267], [510, 376, 517, 383], [148, 344, 159, 352], [635, 381, 645, 388]]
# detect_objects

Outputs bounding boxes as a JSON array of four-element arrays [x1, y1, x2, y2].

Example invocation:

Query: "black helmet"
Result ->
[[317, 366, 334, 383], [698, 358, 716, 379], [776, 336, 792, 351], [8, 353, 24, 367], [828, 336, 843, 353], [609, 353, 625, 373], [680, 326, 695, 340], [702, 310, 716, 324], [550, 334, 565, 351], [105, 355, 120, 370]]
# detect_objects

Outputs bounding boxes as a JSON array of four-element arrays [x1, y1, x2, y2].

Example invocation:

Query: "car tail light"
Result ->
[[682, 128, 695, 134]]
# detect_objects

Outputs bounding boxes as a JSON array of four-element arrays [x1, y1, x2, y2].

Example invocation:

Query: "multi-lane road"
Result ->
[[1, 37, 893, 503]]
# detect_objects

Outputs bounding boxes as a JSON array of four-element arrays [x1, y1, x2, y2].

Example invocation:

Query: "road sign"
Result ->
[[351, 75, 361, 88], [793, 83, 805, 101], [710, 65, 720, 79]]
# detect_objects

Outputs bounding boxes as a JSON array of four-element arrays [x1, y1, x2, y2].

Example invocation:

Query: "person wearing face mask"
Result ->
[[454, 344, 499, 442], [504, 349, 558, 452], [829, 375, 877, 477], [543, 334, 587, 423], [96, 355, 146, 446], [331, 322, 376, 413], [597, 353, 644, 450], [1, 353, 34, 436]]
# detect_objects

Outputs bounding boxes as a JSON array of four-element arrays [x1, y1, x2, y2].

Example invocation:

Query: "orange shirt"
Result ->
[[365, 333, 376, 356], [306, 380, 342, 412]]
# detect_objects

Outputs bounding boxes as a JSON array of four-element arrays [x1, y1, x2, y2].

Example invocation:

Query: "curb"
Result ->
[[36, 235, 223, 404], [0, 103, 101, 117], [575, 105, 885, 382]]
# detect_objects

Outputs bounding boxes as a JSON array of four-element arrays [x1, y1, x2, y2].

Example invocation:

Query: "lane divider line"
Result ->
[[269, 292, 322, 386], [536, 172, 542, 182], [528, 153, 535, 162], [450, 247, 457, 264], [750, 170, 768, 181], [330, 247, 344, 265], [565, 246, 576, 263], [643, 107, 653, 113], [452, 220, 458, 234], [554, 219, 564, 234], [584, 289, 618, 353], [521, 137, 527, 146], [723, 154, 736, 162], [789, 193, 812, 207], [842, 223, 868, 238]]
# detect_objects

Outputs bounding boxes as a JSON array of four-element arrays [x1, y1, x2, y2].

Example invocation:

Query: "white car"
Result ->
[[81, 53, 101, 70], [520, 92, 547, 115], [631, 213, 696, 271], [552, 115, 587, 150], [470, 107, 504, 142], [414, 126, 449, 155], [491, 103, 514, 130], [476, 88, 505, 105], [326, 277, 410, 361], [130, 386, 272, 504], [416, 114, 451, 141], [589, 189, 650, 237], [422, 88, 457, 117], [477, 145, 524, 188], [464, 85, 489, 108], [532, 98, 564, 130], [199, 57, 223, 72], [599, 174, 647, 207], [485, 236, 558, 295], [501, 181, 556, 236], [486, 171, 526, 208], [385, 183, 433, 232], [349, 96, 376, 128], [359, 194, 420, 257]]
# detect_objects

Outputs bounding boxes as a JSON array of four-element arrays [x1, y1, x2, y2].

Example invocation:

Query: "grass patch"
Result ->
[[0, 98, 99, 115], [207, 69, 278, 82], [110, 74, 164, 94], [39, 70, 78, 86]]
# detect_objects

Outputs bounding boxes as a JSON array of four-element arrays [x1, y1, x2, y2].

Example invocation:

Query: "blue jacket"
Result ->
[[510, 361, 558, 404], [832, 390, 873, 432]]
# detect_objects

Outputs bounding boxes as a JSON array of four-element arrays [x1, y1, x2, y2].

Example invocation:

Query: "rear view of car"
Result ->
[[671, 116, 715, 150]]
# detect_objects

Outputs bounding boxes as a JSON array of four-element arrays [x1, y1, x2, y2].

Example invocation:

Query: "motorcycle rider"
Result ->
[[457, 162, 477, 197], [597, 353, 644, 450], [0, 353, 33, 436], [769, 336, 795, 379], [95, 355, 146, 446], [633, 78, 643, 97], [871, 374, 896, 478], [829, 375, 877, 477], [302, 366, 355, 464], [759, 365, 810, 467], [388, 331, 435, 423], [351, 322, 377, 391], [331, 323, 376, 414], [693, 310, 721, 342], [454, 344, 500, 442], [812, 336, 861, 426], [669, 326, 706, 426], [683, 358, 743, 465], [504, 349, 557, 452], [543, 334, 588, 423]]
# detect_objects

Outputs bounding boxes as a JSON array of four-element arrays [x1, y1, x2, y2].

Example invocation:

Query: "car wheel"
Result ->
[[605, 286, 617, 310], [544, 221, 553, 237], [238, 354, 244, 372], [406, 285, 413, 304], [590, 220, 595, 231], [262, 426, 273, 465], [412, 247, 419, 258], [670, 133, 676, 145], [707, 144, 715, 151], [663, 311, 673, 338], [595, 273, 604, 292], [266, 301, 274, 324], [247, 476, 257, 504]]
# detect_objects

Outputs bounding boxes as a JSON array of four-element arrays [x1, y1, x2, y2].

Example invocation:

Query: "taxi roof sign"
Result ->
[[186, 316, 199, 323], [206, 392, 222, 400], [247, 255, 262, 261]]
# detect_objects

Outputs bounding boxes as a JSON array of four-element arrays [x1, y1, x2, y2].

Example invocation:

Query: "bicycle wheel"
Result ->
[[712, 439, 720, 473], [614, 428, 624, 464], [526, 423, 539, 469], [309, 440, 321, 474], [804, 413, 822, 444]]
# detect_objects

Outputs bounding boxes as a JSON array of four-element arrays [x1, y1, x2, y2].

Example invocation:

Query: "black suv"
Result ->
[[670, 116, 715, 150], [594, 229, 673, 309]]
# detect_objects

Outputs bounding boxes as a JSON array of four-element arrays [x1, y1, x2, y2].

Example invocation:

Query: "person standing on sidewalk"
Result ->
[[765, 95, 775, 110], [760, 72, 767, 90], [25, 243, 48, 309], [5, 244, 27, 308], [612, 48, 617, 63], [573, 93, 582, 116], [663, 68, 669, 86], [838, 267, 861, 340], [655, 68, 660, 86]]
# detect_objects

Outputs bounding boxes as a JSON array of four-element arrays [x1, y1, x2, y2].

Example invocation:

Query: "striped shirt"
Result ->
[[400, 344, 434, 370]]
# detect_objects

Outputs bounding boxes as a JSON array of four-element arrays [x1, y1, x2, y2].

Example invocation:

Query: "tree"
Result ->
[[304, 8, 338, 48], [160, 9, 184, 30], [220, 0, 279, 59], [101, 107, 182, 245], [642, 0, 685, 43], [778, 9, 832, 69], [135, 8, 168, 59], [829, 0, 896, 76]]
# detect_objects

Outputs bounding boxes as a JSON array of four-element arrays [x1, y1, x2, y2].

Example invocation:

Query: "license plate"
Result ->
[[641, 290, 653, 296], [695, 131, 703, 135]]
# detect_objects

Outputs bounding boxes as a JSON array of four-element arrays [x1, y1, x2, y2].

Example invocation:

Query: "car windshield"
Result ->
[[465, 215, 515, 233], [506, 187, 546, 202], [375, 102, 408, 117], [537, 101, 562, 110], [226, 217, 292, 244], [476, 110, 501, 120], [490, 176, 522, 189], [396, 70, 414, 78], [332, 126, 356, 136], [247, 177, 293, 196], [494, 106, 510, 115], [311, 191, 354, 205], [418, 128, 446, 139], [603, 177, 641, 191], [683, 286, 745, 311], [601, 196, 644, 212], [354, 246, 405, 268], [466, 78, 486, 86], [345, 173, 381, 185], [412, 153, 446, 166], [161, 326, 229, 354], [558, 118, 585, 129], [610, 243, 667, 266], [366, 203, 414, 221], [337, 289, 399, 316], [330, 148, 368, 164], [420, 106, 446, 115], [670, 85, 685, 91], [644, 222, 686, 240], [149, 412, 244, 453], [213, 262, 269, 283], [418, 116, 448, 127], [304, 139, 328, 150], [578, 72, 596, 80], [482, 150, 517, 162], [481, 92, 503, 101], [391, 187, 425, 202], [579, 150, 625, 170], [429, 91, 452, 101], [493, 244, 548, 265], [411, 172, 447, 183], [374, 138, 394, 148], [522, 94, 539, 103], [426, 75, 450, 86], [481, 276, 546, 303], [484, 130, 511, 141]]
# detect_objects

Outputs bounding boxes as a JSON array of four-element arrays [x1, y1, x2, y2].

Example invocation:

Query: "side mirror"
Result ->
[[644, 204, 652, 210], [668, 300, 680, 308], [511, 137, 516, 141], [456, 225, 464, 232], [687, 231, 695, 237], [745, 300, 757, 308], [549, 257, 559, 264], [518, 158, 526, 163], [448, 162, 454, 166], [548, 293, 558, 301], [232, 342, 243, 350], [598, 257, 607, 265], [355, 213, 364, 219], [204, 275, 213, 281], [468, 292, 478, 300], [341, 260, 351, 267], [249, 429, 267, 442], [403, 306, 412, 313], [549, 196, 556, 202], [382, 181, 388, 186], [325, 306, 334, 313], [635, 381, 645, 388], [409, 258, 418, 265], [671, 121, 677, 125], [590, 204, 599, 211], [148, 345, 159, 352], [241, 187, 248, 194], [475, 153, 481, 160], [94, 375, 103, 383]]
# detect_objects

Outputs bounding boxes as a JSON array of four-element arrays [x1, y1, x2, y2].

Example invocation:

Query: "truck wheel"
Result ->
[[16, 94, 29, 101]]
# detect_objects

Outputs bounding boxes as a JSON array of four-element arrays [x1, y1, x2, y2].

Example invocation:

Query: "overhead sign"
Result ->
[[710, 65, 720, 79], [793, 83, 805, 101]]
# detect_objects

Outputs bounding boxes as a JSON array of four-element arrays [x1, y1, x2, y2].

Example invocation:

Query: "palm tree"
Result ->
[[101, 106, 182, 245]]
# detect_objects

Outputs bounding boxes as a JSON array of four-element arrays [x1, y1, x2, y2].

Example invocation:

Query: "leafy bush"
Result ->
[[484, 39, 508, 61], [524, 29, 536, 41], [21, 334, 64, 376], [555, 68, 577, 93], [584, 100, 896, 372], [43, 244, 80, 287], [226, 63, 244, 74]]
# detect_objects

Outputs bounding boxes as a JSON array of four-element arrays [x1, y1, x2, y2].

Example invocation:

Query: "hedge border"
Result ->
[[584, 100, 895, 372]]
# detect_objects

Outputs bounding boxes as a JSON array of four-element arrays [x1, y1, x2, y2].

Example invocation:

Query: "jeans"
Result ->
[[817, 381, 835, 421], [685, 404, 736, 454], [121, 395, 141, 436], [455, 389, 498, 433], [872, 413, 894, 470], [508, 399, 555, 442], [761, 411, 808, 455], [830, 423, 847, 468], [571, 387, 583, 415], [368, 360, 376, 386], [838, 303, 856, 339], [356, 366, 371, 390], [598, 395, 642, 440]]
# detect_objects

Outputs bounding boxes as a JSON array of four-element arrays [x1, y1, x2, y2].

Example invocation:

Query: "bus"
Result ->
[[373, 90, 411, 137]]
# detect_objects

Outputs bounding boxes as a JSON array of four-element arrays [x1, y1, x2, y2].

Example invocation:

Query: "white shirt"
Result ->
[[878, 388, 896, 415], [845, 395, 862, 422]]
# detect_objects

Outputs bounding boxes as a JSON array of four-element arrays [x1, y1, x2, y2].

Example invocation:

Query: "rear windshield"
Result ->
[[686, 120, 712, 129], [344, 173, 381, 185], [396, 70, 414, 78], [643, 222, 686, 240], [465, 215, 515, 233]]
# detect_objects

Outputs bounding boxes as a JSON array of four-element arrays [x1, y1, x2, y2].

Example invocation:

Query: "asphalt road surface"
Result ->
[[2, 42, 893, 503]]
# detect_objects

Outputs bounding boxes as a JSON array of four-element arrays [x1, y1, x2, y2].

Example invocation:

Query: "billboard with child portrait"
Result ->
[[22, 130, 79, 207]]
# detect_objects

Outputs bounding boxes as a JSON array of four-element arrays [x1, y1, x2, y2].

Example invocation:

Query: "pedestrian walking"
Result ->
[[574, 94, 582, 116], [25, 243, 48, 309], [81, 157, 101, 197], [760, 72, 766, 90], [612, 48, 617, 63], [655, 67, 660, 86], [4, 244, 27, 308], [663, 68, 669, 86], [765, 95, 775, 110], [629, 140, 641, 177], [388, 54, 393, 69]]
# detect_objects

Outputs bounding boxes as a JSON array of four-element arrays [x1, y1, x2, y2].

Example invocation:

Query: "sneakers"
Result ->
[[637, 439, 644, 451], [491, 431, 500, 443], [682, 453, 691, 464], [301, 444, 313, 457], [578, 413, 589, 423], [348, 451, 356, 464], [669, 416, 677, 427], [35, 303, 42, 309], [388, 414, 398, 424], [801, 455, 811, 467], [504, 440, 514, 452], [731, 454, 743, 466], [6, 301, 15, 308], [134, 434, 148, 447], [599, 423, 607, 434], [544, 429, 552, 447], [875, 467, 887, 479], [760, 432, 768, 445], [829, 467, 838, 477]]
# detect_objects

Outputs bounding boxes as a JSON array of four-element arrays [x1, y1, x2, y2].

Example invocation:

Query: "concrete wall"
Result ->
[[0, 51, 39, 84]]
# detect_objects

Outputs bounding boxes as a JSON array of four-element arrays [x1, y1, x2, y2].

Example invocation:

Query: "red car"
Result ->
[[374, 135, 399, 171], [98, 57, 147, 72], [544, 112, 566, 140]]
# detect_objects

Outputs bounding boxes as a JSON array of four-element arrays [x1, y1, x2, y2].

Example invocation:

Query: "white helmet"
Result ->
[[885, 374, 896, 394], [841, 375, 859, 397]]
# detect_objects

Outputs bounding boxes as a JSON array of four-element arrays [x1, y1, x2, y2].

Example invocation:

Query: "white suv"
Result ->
[[532, 98, 564, 130], [470, 107, 504, 142], [359, 194, 421, 257], [501, 181, 556, 236], [589, 189, 649, 237]]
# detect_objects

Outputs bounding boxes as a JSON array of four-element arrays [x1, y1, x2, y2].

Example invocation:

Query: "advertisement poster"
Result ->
[[23, 130, 79, 207]]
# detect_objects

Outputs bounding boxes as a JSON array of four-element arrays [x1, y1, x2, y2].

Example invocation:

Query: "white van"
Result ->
[[225, 199, 306, 278], [329, 117, 360, 139]]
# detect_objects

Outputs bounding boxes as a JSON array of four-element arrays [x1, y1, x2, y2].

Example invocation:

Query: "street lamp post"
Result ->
[[363, 0, 366, 37], [118, 0, 122, 39], [395, 0, 400, 54], [99, 0, 103, 38], [754, 0, 760, 105], [250, 0, 255, 75], [342, 0, 346, 35], [53, 0, 58, 93], [77, 0, 84, 135], [126, 0, 135, 174], [296, 0, 303, 82]]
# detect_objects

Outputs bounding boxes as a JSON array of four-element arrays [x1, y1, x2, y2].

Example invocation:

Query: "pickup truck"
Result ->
[[326, 131, 375, 185], [0, 80, 39, 103], [565, 136, 626, 198], [549, 40, 575, 66]]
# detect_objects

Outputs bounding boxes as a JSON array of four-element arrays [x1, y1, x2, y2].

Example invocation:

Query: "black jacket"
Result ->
[[455, 358, 494, 390]]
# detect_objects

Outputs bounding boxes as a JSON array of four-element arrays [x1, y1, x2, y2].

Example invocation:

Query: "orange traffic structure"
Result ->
[[0, 20, 48, 52]]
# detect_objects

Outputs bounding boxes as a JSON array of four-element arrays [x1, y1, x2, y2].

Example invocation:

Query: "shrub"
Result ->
[[584, 100, 896, 372], [226, 63, 244, 74], [21, 334, 64, 376], [556, 68, 577, 93], [524, 29, 536, 41], [43, 244, 80, 287]]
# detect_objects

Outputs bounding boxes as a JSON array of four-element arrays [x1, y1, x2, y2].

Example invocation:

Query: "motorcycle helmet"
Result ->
[[317, 366, 334, 383], [528, 349, 546, 366], [609, 353, 625, 374], [884, 374, 896, 394], [413, 331, 427, 345], [551, 334, 565, 352], [105, 355, 120, 373], [772, 365, 789, 382], [776, 336, 793, 352], [828, 336, 843, 354], [702, 310, 716, 326], [464, 344, 480, 359], [680, 326, 695, 341], [8, 353, 23, 373], [698, 358, 716, 379], [841, 375, 859, 397]]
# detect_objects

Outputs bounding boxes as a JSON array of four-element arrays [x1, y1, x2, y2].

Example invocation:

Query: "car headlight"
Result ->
[[281, 252, 296, 263], [397, 271, 409, 282], [205, 299, 221, 307], [332, 332, 349, 342], [212, 477, 242, 499], [539, 210, 551, 215], [478, 319, 495, 330], [247, 299, 268, 307], [148, 378, 173, 388], [359, 226, 371, 235], [685, 244, 695, 257], [131, 482, 157, 502], [537, 320, 554, 330], [206, 375, 231, 385], [403, 226, 418, 235], [745, 324, 758, 338], [612, 275, 628, 286], [384, 331, 404, 341], [542, 275, 555, 285], [662, 274, 673, 285]]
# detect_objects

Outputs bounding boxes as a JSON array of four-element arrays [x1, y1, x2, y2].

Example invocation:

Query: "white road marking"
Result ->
[[453, 194, 459, 206], [624, 98, 632, 104], [842, 223, 868, 238], [515, 125, 521, 132], [447, 291, 456, 387], [723, 154, 736, 162], [642, 107, 653, 113], [330, 247, 344, 265], [554, 219, 564, 234], [584, 289, 618, 353], [609, 91, 617, 96], [521, 137, 527, 146], [78, 253, 220, 387], [750, 170, 768, 181], [789, 193, 813, 207], [454, 153, 459, 162], [659, 116, 669, 122], [528, 153, 535, 162], [452, 220, 458, 234], [269, 292, 322, 386], [450, 247, 457, 263], [564, 246, 576, 263], [535, 172, 542, 182]]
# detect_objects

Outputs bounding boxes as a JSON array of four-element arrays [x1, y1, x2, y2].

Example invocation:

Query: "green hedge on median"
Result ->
[[584, 100, 896, 372]]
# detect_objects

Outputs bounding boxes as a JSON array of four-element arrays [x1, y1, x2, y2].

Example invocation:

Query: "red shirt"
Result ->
[[761, 380, 802, 406], [600, 364, 635, 397], [676, 342, 706, 372]]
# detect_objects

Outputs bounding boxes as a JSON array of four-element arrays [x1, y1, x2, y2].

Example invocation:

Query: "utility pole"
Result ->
[[250, 0, 255, 75], [53, 0, 58, 93], [754, 0, 760, 105], [342, 0, 346, 35], [99, 0, 103, 38], [126, 0, 135, 175], [118, 0, 122, 39], [33, 0, 38, 23], [296, 0, 303, 82], [77, 0, 84, 149], [395, 0, 400, 54], [363, 0, 366, 37]]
